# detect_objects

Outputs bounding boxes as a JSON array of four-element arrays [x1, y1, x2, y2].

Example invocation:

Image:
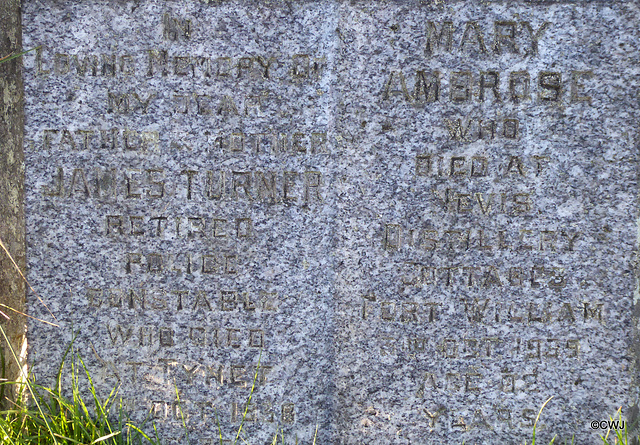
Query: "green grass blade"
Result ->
[[0, 325, 59, 445], [233, 350, 262, 445], [215, 408, 224, 445], [126, 422, 156, 443], [90, 430, 121, 444], [174, 384, 189, 444], [78, 354, 117, 440], [530, 396, 553, 445], [52, 431, 85, 444], [0, 47, 37, 64]]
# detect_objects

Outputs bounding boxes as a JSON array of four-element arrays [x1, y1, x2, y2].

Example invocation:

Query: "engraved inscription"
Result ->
[[399, 263, 568, 289], [106, 323, 265, 349], [383, 70, 593, 105], [41, 167, 324, 205], [424, 21, 550, 57], [33, 128, 329, 155], [35, 47, 326, 82], [383, 224, 581, 252], [87, 287, 279, 313]]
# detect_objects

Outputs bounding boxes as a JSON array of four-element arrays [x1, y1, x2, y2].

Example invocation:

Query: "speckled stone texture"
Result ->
[[0, 0, 27, 406], [22, 1, 640, 444]]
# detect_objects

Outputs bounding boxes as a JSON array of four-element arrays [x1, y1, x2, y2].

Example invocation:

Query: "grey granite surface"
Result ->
[[22, 1, 640, 443]]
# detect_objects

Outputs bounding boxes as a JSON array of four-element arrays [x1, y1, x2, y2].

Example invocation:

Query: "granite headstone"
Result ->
[[20, 1, 640, 443]]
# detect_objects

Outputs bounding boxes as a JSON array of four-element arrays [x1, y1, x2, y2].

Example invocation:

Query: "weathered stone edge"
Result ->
[[0, 0, 26, 406]]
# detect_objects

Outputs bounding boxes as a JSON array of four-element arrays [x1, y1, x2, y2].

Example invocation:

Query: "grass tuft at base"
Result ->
[[0, 330, 160, 445]]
